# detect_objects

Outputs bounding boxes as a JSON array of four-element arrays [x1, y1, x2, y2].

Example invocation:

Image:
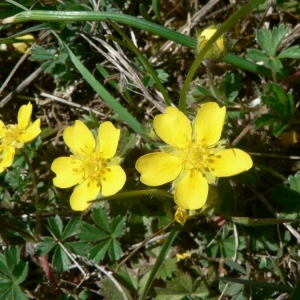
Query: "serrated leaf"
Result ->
[[0, 255, 12, 278], [61, 217, 80, 240], [65, 241, 92, 256], [271, 83, 286, 104], [246, 48, 270, 64], [108, 239, 122, 261], [111, 216, 125, 238], [156, 258, 177, 280], [154, 271, 193, 298], [78, 222, 110, 242], [89, 241, 111, 263], [256, 28, 272, 56], [30, 45, 56, 61], [11, 285, 28, 300], [12, 261, 28, 284], [35, 240, 56, 256], [289, 171, 300, 193], [52, 245, 71, 272], [0, 283, 13, 300], [270, 24, 290, 57], [92, 207, 111, 233], [48, 215, 63, 239], [255, 114, 279, 129], [5, 246, 19, 271], [278, 45, 300, 59], [194, 85, 211, 96], [272, 120, 288, 137], [100, 276, 131, 300]]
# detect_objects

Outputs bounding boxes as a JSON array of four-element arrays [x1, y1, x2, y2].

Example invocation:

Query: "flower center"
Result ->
[[71, 150, 111, 185], [177, 140, 225, 183], [0, 125, 24, 149]]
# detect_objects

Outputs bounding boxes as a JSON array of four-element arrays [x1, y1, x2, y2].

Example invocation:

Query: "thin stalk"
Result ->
[[179, 0, 265, 112], [205, 59, 221, 101], [140, 222, 182, 300]]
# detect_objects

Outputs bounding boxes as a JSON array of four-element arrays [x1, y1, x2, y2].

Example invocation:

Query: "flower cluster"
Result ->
[[51, 120, 126, 211], [136, 102, 253, 211], [0, 102, 41, 173]]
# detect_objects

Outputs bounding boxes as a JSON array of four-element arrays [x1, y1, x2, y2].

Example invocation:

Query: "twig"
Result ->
[[39, 92, 105, 116]]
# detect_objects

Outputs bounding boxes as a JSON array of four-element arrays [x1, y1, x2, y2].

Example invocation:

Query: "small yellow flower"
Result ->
[[176, 252, 192, 261], [135, 102, 252, 210], [0, 102, 41, 173], [174, 207, 189, 226], [51, 120, 126, 211], [12, 34, 34, 53], [197, 25, 225, 59]]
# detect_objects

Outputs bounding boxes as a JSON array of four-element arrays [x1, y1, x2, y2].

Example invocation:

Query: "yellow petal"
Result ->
[[175, 170, 208, 210], [51, 157, 84, 188], [174, 207, 189, 226], [136, 152, 182, 186], [154, 107, 191, 148], [0, 146, 15, 173], [208, 149, 253, 177], [194, 102, 226, 146], [0, 120, 7, 136], [98, 121, 120, 158], [101, 165, 126, 196], [17, 102, 32, 129], [70, 179, 100, 211], [18, 119, 41, 144], [12, 34, 34, 53], [63, 120, 95, 155]]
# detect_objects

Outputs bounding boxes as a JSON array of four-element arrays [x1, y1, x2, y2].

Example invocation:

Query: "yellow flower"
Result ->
[[51, 120, 126, 211], [135, 102, 252, 210], [12, 34, 34, 53], [174, 207, 189, 226], [176, 252, 192, 261], [0, 102, 41, 173], [197, 25, 225, 59]]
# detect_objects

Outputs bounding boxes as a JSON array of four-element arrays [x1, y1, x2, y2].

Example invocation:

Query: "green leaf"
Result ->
[[92, 207, 111, 233], [256, 28, 272, 56], [89, 241, 111, 263], [111, 216, 125, 238], [255, 114, 279, 129], [278, 45, 300, 59], [156, 258, 177, 280], [65, 241, 92, 256], [289, 171, 300, 193], [224, 259, 247, 275], [246, 48, 270, 64], [108, 238, 122, 261], [52, 245, 71, 272], [12, 261, 28, 284], [270, 24, 290, 57], [78, 222, 110, 242], [61, 217, 80, 240], [30, 45, 56, 61], [48, 215, 63, 239], [221, 277, 292, 293], [11, 285, 28, 300], [35, 240, 56, 256], [223, 73, 242, 102]]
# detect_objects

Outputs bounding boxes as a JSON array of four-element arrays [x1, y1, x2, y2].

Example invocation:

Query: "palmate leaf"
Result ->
[[92, 206, 111, 233], [48, 215, 63, 239], [0, 247, 28, 300], [78, 222, 111, 242]]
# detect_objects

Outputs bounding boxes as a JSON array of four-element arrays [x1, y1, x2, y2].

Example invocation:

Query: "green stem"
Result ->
[[140, 222, 182, 300], [21, 149, 42, 239], [91, 188, 174, 203], [178, 0, 265, 113], [205, 59, 221, 101]]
